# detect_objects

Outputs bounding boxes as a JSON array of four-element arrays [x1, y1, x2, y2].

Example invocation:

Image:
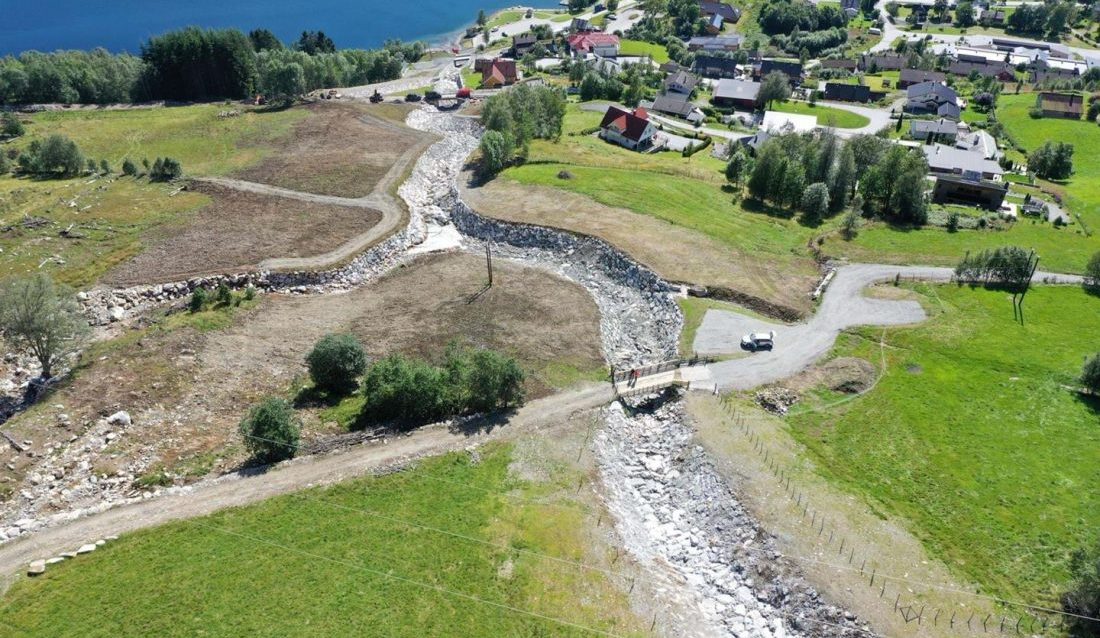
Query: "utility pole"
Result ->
[[485, 243, 494, 287]]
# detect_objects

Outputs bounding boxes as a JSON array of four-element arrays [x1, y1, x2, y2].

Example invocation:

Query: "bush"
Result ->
[[946, 210, 959, 232], [121, 158, 137, 176], [215, 282, 232, 307], [1, 112, 24, 137], [954, 246, 1035, 288], [238, 398, 300, 463], [17, 134, 84, 178], [99, 159, 110, 174], [1063, 540, 1100, 637], [307, 334, 368, 395], [0, 152, 9, 175], [149, 157, 183, 181], [1084, 251, 1100, 294], [189, 287, 208, 313], [1082, 354, 1100, 395]]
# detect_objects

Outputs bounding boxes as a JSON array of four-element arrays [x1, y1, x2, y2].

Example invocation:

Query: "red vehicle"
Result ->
[[456, 87, 472, 99]]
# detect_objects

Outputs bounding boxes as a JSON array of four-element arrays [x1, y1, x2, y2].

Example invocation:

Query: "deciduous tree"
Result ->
[[0, 273, 90, 379]]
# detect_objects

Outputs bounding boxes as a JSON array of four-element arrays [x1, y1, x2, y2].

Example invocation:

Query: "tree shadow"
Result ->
[[1072, 390, 1100, 415], [292, 385, 350, 409], [741, 197, 796, 220]]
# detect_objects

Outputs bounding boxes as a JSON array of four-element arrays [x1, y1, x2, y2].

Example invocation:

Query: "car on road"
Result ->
[[741, 330, 776, 351], [404, 93, 422, 102]]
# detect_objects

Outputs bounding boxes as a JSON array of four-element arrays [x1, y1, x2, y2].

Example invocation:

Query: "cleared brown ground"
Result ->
[[103, 183, 383, 285], [0, 253, 605, 504], [462, 177, 817, 315], [233, 101, 430, 198]]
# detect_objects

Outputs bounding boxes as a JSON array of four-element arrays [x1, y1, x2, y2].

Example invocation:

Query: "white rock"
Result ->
[[76, 543, 96, 554], [106, 411, 131, 426], [28, 560, 46, 575], [107, 306, 125, 322]]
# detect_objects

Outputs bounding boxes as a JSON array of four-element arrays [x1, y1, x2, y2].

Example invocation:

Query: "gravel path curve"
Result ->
[[697, 264, 1082, 391]]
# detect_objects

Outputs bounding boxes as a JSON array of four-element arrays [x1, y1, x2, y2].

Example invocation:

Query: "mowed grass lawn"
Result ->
[[771, 100, 871, 129], [788, 284, 1100, 606], [619, 39, 671, 63], [16, 104, 306, 176], [0, 445, 645, 637]]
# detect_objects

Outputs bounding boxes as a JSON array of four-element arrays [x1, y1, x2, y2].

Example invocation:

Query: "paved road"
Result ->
[[812, 99, 898, 137], [694, 263, 1082, 391], [0, 384, 614, 583]]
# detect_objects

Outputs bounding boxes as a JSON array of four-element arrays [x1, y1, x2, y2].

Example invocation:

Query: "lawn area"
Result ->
[[771, 100, 871, 129], [486, 9, 524, 28], [15, 104, 306, 177], [462, 68, 482, 89], [786, 284, 1100, 607], [0, 444, 647, 637], [619, 39, 671, 63]]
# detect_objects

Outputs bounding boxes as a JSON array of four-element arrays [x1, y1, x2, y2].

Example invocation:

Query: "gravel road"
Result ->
[[696, 263, 1082, 391], [0, 384, 613, 585]]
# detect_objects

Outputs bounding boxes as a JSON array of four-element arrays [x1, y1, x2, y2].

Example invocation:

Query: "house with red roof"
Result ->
[[481, 58, 519, 89], [598, 105, 656, 151], [567, 32, 621, 58]]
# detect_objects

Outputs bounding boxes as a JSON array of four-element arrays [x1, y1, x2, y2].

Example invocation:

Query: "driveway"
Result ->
[[814, 99, 898, 137], [694, 263, 1082, 391]]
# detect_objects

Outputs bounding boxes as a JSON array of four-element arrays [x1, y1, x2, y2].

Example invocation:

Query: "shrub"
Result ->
[[244, 285, 256, 301], [1063, 540, 1100, 637], [238, 398, 300, 463], [189, 287, 208, 313], [1084, 251, 1100, 295], [99, 159, 110, 174], [149, 157, 183, 181], [307, 334, 368, 395], [215, 282, 232, 307], [0, 112, 24, 137], [954, 246, 1035, 288], [0, 152, 9, 175], [121, 158, 137, 176], [1082, 354, 1100, 394], [946, 210, 959, 232], [17, 134, 84, 178], [85, 158, 97, 174]]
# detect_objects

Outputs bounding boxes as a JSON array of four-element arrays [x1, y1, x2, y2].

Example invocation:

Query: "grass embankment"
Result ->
[[0, 445, 647, 637], [771, 100, 871, 129], [619, 39, 671, 63], [787, 284, 1100, 606], [0, 105, 306, 285], [829, 94, 1100, 274]]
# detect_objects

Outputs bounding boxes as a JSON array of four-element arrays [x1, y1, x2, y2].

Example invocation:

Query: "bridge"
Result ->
[[611, 357, 716, 399]]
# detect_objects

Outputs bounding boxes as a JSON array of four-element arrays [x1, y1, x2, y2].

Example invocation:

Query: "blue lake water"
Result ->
[[2, 0, 560, 56]]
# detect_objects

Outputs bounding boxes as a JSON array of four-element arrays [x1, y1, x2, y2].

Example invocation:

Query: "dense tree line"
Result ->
[[478, 84, 566, 175], [771, 26, 848, 57], [745, 129, 857, 223], [1028, 141, 1074, 179], [1006, 1, 1077, 38], [359, 344, 526, 429], [0, 27, 421, 104], [954, 246, 1036, 287], [758, 0, 848, 35]]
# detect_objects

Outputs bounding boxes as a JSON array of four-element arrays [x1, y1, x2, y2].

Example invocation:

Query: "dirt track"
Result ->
[[0, 384, 614, 588]]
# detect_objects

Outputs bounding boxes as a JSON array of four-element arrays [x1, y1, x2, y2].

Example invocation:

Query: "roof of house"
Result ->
[[937, 102, 962, 119], [761, 110, 817, 133], [664, 70, 699, 91], [692, 54, 740, 75], [687, 35, 744, 49], [708, 13, 724, 29], [1039, 92, 1084, 114], [599, 105, 652, 142], [947, 60, 1015, 77], [482, 58, 518, 84], [699, 0, 741, 21], [824, 82, 872, 101], [955, 130, 999, 159], [820, 58, 858, 69], [568, 32, 621, 52], [714, 78, 761, 102], [659, 61, 683, 73], [922, 143, 1003, 176], [907, 81, 958, 103], [513, 33, 538, 46], [652, 94, 697, 117], [860, 53, 907, 70], [760, 59, 803, 77], [910, 118, 958, 136], [900, 68, 946, 84]]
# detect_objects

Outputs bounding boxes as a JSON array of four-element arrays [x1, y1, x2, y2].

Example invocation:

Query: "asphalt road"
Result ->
[[694, 263, 1082, 391]]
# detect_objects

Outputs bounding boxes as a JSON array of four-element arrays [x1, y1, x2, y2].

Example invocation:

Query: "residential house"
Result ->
[[571, 17, 594, 32], [692, 54, 741, 78], [905, 81, 961, 119], [650, 94, 705, 123], [820, 58, 858, 71], [664, 70, 699, 95], [840, 0, 860, 16], [712, 78, 761, 109], [1037, 92, 1083, 119], [824, 82, 875, 103], [922, 143, 1003, 179], [699, 0, 741, 22], [955, 130, 1000, 159], [687, 35, 743, 52], [474, 57, 494, 73], [908, 118, 958, 141], [947, 60, 1016, 81], [511, 34, 538, 58], [859, 53, 907, 72], [984, 8, 1007, 26], [932, 175, 1008, 210], [705, 13, 725, 33], [1029, 68, 1080, 85], [756, 59, 803, 85], [599, 106, 656, 150], [568, 32, 621, 57], [481, 58, 519, 88], [659, 61, 683, 74], [899, 68, 946, 89]]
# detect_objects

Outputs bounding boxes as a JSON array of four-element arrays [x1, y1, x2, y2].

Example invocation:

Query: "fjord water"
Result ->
[[2, 0, 558, 55]]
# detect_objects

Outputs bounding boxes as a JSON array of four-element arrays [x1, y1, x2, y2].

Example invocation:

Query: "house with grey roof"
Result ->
[[905, 81, 961, 119], [712, 78, 761, 109], [687, 35, 743, 51], [922, 143, 1003, 180], [955, 130, 1000, 159], [664, 70, 699, 95], [908, 118, 958, 141], [649, 94, 704, 123]]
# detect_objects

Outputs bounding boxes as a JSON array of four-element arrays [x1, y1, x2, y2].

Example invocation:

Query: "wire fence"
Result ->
[[609, 356, 715, 384]]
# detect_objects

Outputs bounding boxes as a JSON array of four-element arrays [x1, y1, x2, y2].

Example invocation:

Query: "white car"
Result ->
[[741, 330, 776, 351]]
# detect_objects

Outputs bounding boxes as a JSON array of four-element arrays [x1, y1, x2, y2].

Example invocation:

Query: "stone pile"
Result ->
[[595, 399, 868, 637]]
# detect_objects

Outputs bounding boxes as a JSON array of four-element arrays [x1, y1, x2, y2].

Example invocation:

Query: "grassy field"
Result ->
[[462, 68, 482, 89], [619, 39, 671, 63], [0, 444, 647, 637], [786, 283, 1100, 606], [771, 100, 871, 129], [14, 105, 306, 176]]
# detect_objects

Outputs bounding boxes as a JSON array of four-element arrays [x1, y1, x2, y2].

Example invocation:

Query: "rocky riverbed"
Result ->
[[595, 398, 869, 638]]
